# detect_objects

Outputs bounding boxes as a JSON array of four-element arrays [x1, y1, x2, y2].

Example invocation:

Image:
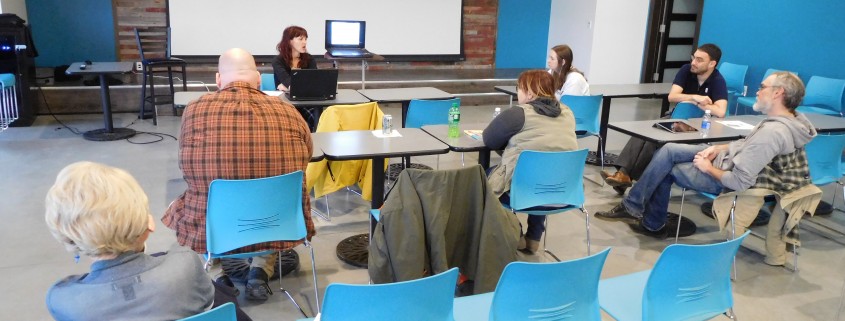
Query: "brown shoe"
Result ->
[[600, 170, 614, 180], [605, 171, 632, 188]]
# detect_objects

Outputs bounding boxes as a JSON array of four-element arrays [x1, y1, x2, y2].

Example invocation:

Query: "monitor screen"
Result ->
[[326, 20, 365, 48]]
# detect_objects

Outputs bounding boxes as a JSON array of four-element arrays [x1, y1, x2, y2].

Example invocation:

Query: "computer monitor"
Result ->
[[325, 20, 366, 49]]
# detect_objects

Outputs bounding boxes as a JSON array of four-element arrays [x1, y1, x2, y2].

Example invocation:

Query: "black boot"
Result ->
[[245, 268, 273, 301]]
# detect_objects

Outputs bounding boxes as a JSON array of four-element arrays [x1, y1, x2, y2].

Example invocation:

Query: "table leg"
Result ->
[[401, 101, 410, 128], [335, 157, 385, 268], [83, 74, 136, 141], [660, 96, 671, 117], [598, 97, 611, 153], [478, 150, 491, 169]]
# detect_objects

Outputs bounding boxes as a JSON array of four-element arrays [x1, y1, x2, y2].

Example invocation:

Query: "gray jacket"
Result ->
[[368, 165, 521, 294], [47, 244, 214, 321], [716, 113, 816, 191]]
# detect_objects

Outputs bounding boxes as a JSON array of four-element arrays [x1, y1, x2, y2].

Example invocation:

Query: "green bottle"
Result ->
[[448, 102, 460, 138]]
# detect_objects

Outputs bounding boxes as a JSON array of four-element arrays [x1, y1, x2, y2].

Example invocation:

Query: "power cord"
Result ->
[[35, 83, 83, 135]]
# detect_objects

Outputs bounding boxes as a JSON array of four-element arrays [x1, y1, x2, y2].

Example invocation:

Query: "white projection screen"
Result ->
[[168, 0, 464, 60]]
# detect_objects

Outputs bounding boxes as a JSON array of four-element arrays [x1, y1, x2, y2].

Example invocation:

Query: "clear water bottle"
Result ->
[[701, 109, 712, 137], [493, 107, 502, 120], [448, 102, 461, 138]]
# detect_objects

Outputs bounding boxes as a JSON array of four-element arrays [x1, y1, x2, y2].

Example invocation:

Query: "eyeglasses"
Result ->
[[758, 84, 781, 91]]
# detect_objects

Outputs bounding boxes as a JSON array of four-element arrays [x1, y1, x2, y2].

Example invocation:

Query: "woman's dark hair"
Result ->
[[550, 44, 582, 92], [275, 26, 311, 69]]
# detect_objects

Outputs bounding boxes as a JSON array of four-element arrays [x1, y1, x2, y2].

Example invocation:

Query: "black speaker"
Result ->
[[0, 14, 37, 127]]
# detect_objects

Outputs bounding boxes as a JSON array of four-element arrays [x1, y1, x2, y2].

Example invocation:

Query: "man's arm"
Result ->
[[668, 84, 712, 105], [699, 99, 728, 118]]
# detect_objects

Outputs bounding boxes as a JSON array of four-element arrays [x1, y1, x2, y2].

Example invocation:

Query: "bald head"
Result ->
[[216, 48, 260, 89]]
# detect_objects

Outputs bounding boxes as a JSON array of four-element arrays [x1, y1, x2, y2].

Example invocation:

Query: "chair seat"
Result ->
[[502, 202, 577, 215], [0, 73, 14, 88], [205, 249, 277, 261], [144, 57, 187, 66], [796, 105, 841, 116], [736, 96, 756, 107], [452, 292, 493, 321], [598, 270, 651, 321]]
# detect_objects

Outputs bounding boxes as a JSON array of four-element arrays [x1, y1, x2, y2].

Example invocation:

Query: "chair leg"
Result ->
[[139, 65, 148, 119], [541, 217, 561, 262], [307, 240, 321, 314], [729, 195, 738, 281], [598, 135, 605, 187], [583, 207, 592, 256], [792, 220, 800, 272], [278, 250, 309, 318], [676, 188, 686, 244], [725, 307, 738, 320]]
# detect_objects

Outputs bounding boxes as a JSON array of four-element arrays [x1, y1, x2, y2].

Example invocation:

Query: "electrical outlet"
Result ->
[[135, 61, 143, 71]]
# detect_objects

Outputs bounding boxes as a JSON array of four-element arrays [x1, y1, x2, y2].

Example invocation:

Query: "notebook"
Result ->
[[325, 20, 373, 58], [285, 69, 339, 101]]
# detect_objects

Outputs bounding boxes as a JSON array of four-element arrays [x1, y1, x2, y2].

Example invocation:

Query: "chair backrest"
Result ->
[[405, 98, 461, 129], [509, 149, 588, 211], [260, 73, 276, 91], [642, 231, 750, 321], [205, 171, 306, 256], [488, 248, 610, 320], [319, 268, 459, 321], [178, 302, 236, 321], [561, 95, 603, 135], [670, 102, 705, 119], [802, 76, 845, 113], [316, 102, 384, 132], [805, 134, 845, 186], [135, 27, 173, 61], [718, 62, 748, 94]]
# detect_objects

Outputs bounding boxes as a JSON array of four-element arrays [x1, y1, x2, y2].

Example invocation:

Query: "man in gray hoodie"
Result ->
[[596, 71, 814, 238]]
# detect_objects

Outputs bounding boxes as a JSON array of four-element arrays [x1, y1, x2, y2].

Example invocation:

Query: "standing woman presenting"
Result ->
[[272, 26, 317, 91], [547, 44, 590, 99]]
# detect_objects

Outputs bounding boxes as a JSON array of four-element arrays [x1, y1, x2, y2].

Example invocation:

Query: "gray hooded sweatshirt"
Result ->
[[716, 113, 816, 191]]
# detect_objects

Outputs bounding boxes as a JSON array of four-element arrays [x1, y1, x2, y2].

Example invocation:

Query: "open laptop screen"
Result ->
[[325, 20, 365, 49]]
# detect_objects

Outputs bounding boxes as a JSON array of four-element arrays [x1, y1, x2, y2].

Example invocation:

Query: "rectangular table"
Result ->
[[66, 61, 136, 141], [729, 114, 845, 134], [312, 128, 449, 267], [174, 89, 371, 131], [357, 87, 454, 127], [421, 123, 491, 169], [608, 118, 751, 145], [495, 83, 671, 162]]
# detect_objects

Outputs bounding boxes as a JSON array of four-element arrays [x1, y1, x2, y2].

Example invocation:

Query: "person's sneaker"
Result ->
[[215, 275, 240, 297], [522, 239, 540, 254], [245, 268, 273, 301], [595, 204, 639, 223], [605, 171, 632, 188], [666, 213, 697, 237], [628, 220, 668, 239], [815, 201, 833, 216]]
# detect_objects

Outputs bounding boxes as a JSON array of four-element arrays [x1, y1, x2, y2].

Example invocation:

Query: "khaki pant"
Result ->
[[204, 252, 278, 280]]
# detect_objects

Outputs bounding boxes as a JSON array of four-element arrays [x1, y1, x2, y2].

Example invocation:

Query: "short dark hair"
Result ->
[[696, 43, 722, 63]]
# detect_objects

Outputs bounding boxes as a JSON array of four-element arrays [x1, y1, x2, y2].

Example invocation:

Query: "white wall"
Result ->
[[587, 0, 649, 84], [547, 0, 596, 77], [0, 0, 27, 20]]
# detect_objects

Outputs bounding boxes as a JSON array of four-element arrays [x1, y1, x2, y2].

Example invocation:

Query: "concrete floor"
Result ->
[[2, 96, 845, 320]]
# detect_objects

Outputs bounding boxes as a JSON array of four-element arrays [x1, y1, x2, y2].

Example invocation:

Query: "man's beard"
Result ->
[[753, 101, 771, 113]]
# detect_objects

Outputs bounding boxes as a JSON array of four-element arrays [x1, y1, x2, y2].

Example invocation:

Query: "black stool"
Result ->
[[135, 27, 187, 125]]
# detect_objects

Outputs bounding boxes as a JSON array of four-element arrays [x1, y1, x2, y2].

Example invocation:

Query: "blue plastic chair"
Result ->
[[297, 268, 459, 321], [453, 248, 610, 321], [260, 73, 276, 91], [806, 134, 845, 207], [718, 62, 748, 96], [736, 69, 786, 115], [178, 302, 236, 321], [504, 149, 591, 259], [796, 76, 845, 116], [404, 98, 461, 168], [205, 171, 319, 318], [562, 95, 604, 174], [0, 73, 17, 130], [598, 232, 750, 321], [670, 102, 705, 119]]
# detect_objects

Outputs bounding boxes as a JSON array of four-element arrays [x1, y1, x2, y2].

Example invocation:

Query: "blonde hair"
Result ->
[[44, 162, 151, 258]]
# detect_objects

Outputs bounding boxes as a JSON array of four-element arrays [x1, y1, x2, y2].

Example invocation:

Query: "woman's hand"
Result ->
[[277, 83, 289, 92]]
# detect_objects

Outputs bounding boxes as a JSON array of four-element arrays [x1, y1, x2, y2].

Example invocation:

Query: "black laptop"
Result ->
[[286, 69, 339, 101], [325, 20, 373, 58]]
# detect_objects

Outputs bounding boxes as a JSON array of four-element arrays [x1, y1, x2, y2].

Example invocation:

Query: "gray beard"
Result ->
[[753, 102, 771, 113]]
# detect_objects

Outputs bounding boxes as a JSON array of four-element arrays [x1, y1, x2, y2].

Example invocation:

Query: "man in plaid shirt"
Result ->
[[163, 48, 314, 301], [596, 72, 815, 239]]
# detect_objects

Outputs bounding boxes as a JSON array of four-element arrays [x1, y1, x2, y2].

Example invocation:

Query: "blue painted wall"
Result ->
[[25, 0, 116, 67], [699, 0, 845, 92], [495, 0, 551, 69]]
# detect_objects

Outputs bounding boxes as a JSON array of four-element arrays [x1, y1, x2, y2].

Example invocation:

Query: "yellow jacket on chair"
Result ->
[[306, 102, 387, 200]]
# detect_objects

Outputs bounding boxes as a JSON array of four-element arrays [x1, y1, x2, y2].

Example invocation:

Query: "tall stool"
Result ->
[[135, 27, 187, 125], [0, 73, 17, 130]]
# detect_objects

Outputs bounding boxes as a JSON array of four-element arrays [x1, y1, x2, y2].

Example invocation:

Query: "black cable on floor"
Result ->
[[125, 131, 177, 144], [34, 84, 83, 135]]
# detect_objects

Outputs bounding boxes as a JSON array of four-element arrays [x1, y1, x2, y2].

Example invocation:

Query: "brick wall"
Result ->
[[113, 0, 498, 69]]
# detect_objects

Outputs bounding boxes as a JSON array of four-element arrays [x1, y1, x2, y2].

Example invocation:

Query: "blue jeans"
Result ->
[[621, 143, 723, 231]]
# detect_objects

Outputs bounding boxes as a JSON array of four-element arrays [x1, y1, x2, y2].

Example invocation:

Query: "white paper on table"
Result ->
[[716, 120, 756, 130], [372, 130, 403, 138]]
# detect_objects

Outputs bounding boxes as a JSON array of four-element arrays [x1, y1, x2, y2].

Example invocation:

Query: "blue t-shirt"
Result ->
[[673, 64, 728, 103]]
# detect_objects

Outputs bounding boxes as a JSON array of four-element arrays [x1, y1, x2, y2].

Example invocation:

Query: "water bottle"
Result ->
[[701, 109, 712, 137], [448, 102, 461, 138], [493, 107, 502, 120]]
